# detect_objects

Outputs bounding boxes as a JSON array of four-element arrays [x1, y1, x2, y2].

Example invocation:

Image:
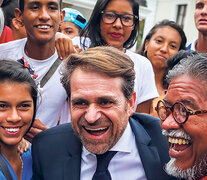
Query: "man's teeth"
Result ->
[[37, 25, 50, 29], [85, 127, 107, 131], [5, 128, 19, 133], [168, 137, 189, 145]]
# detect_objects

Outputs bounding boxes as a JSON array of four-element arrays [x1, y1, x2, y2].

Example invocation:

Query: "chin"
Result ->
[[165, 157, 207, 180]]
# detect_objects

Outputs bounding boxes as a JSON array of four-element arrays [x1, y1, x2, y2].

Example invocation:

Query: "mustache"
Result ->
[[78, 115, 111, 127], [162, 129, 191, 141]]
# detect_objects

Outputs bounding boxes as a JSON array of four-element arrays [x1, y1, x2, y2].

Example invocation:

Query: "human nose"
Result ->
[[160, 43, 168, 53], [39, 7, 50, 21], [161, 113, 180, 131], [113, 16, 123, 28], [84, 104, 101, 124], [201, 4, 207, 15], [7, 108, 21, 122]]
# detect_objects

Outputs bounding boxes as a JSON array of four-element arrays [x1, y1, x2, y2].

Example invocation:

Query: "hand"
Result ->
[[74, 45, 82, 53], [25, 119, 48, 143], [18, 138, 30, 154], [55, 32, 77, 60]]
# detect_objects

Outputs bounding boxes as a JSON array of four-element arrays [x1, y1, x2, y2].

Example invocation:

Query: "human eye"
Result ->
[[98, 98, 114, 108], [169, 43, 179, 49], [48, 5, 58, 11], [72, 99, 88, 108], [171, 44, 177, 49], [66, 30, 73, 34], [18, 103, 32, 111], [48, 2, 59, 10], [155, 38, 162, 43], [104, 12, 115, 19], [122, 15, 133, 22], [28, 2, 40, 10], [0, 103, 7, 110], [196, 2, 204, 9]]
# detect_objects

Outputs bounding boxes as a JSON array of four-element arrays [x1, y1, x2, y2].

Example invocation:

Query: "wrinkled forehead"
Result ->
[[166, 75, 207, 106]]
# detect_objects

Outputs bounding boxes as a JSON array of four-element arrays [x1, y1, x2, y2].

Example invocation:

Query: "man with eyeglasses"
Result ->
[[156, 51, 207, 180]]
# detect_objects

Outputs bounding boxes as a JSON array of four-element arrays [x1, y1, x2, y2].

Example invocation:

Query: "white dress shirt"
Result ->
[[80, 122, 147, 180]]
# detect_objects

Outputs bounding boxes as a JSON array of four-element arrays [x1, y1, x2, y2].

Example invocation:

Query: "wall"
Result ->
[[154, 0, 197, 45]]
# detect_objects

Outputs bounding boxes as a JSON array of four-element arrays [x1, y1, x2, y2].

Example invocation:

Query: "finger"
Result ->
[[32, 119, 48, 130], [55, 40, 62, 60], [58, 39, 66, 59], [64, 41, 76, 58], [29, 127, 43, 136], [24, 134, 33, 143]]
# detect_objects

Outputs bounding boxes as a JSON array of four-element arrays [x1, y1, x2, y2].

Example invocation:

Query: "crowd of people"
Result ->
[[0, 0, 207, 180]]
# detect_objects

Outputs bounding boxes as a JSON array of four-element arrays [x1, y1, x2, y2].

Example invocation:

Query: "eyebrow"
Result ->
[[0, 100, 33, 104], [27, 1, 59, 7], [64, 27, 74, 30], [163, 98, 198, 109], [156, 36, 180, 44], [179, 99, 198, 109]]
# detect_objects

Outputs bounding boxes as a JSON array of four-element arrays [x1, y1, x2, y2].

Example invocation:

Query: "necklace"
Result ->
[[19, 155, 23, 173]]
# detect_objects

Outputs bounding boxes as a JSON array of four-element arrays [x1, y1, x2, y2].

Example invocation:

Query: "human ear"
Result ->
[[128, 92, 136, 116], [14, 8, 24, 26], [60, 10, 65, 23]]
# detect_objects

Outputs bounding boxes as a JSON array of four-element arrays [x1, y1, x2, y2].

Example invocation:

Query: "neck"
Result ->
[[196, 33, 207, 53], [25, 39, 56, 60], [154, 68, 166, 96]]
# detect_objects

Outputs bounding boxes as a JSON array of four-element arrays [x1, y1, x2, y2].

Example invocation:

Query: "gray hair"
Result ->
[[166, 52, 207, 91]]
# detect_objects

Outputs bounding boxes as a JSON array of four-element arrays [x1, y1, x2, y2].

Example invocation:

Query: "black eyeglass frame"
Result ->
[[155, 100, 207, 124], [101, 10, 138, 27]]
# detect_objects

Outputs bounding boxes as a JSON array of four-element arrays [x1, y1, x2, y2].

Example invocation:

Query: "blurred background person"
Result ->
[[187, 0, 207, 53], [0, 0, 14, 43], [0, 0, 26, 42], [138, 19, 187, 117], [60, 7, 87, 39]]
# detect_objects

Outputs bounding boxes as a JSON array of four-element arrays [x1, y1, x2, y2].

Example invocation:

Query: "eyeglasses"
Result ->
[[155, 100, 207, 124], [101, 10, 138, 27]]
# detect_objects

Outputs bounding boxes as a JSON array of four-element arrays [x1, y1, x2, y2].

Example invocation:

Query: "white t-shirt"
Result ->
[[125, 50, 158, 109], [187, 40, 196, 51], [72, 37, 158, 110], [0, 38, 70, 127]]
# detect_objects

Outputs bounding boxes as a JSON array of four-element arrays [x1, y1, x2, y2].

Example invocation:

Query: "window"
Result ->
[[176, 4, 187, 29]]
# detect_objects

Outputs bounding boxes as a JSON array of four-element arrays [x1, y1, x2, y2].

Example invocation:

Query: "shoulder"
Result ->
[[125, 50, 149, 62], [130, 113, 161, 130], [0, 38, 26, 60], [33, 123, 73, 142], [32, 123, 80, 149], [0, 38, 26, 50], [125, 50, 153, 69], [130, 113, 165, 142]]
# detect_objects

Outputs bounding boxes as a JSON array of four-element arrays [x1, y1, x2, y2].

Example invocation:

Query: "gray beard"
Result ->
[[165, 157, 207, 180]]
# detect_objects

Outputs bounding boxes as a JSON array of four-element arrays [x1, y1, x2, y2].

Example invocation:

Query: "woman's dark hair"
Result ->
[[80, 0, 139, 49], [0, 60, 38, 134], [139, 19, 187, 57]]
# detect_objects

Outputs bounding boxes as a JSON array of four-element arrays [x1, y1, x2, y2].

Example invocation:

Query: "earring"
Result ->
[[144, 49, 147, 57]]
